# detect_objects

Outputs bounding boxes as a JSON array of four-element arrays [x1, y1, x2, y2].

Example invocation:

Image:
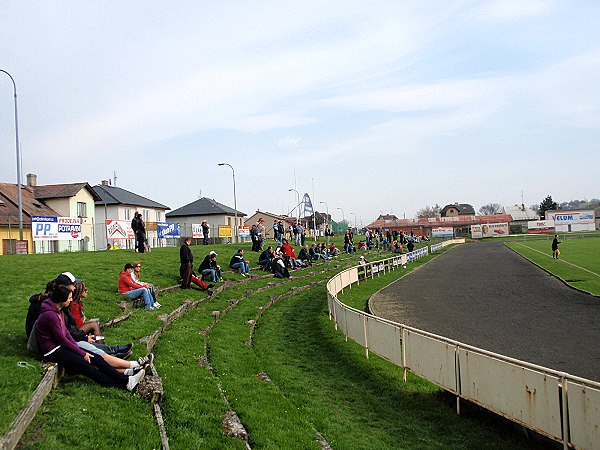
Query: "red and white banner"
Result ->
[[527, 220, 555, 234], [192, 224, 204, 239], [106, 220, 135, 240], [472, 222, 509, 238]]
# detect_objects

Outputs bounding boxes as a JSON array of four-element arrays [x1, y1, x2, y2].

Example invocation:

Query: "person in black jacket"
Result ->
[[180, 237, 194, 288], [552, 235, 561, 259]]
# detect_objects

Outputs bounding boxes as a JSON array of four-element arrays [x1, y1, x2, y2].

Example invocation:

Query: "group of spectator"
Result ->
[[26, 272, 154, 392], [258, 239, 340, 278]]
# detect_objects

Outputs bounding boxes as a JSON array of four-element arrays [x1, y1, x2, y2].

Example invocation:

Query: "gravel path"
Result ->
[[370, 242, 600, 382]]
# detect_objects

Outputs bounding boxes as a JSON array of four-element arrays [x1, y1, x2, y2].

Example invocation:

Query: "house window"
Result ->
[[124, 209, 131, 221], [77, 202, 87, 218], [156, 211, 162, 222], [143, 210, 149, 222]]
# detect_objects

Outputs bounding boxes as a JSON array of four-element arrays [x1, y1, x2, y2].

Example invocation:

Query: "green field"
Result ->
[[506, 235, 600, 295], [0, 238, 554, 449]]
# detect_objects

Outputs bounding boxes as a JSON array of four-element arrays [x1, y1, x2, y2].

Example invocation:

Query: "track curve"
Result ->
[[370, 242, 600, 382]]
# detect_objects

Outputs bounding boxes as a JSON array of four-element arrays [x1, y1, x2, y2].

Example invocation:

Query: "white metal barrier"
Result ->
[[327, 241, 600, 449]]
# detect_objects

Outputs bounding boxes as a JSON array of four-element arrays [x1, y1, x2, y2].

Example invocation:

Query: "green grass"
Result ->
[[0, 238, 556, 448], [506, 235, 600, 295]]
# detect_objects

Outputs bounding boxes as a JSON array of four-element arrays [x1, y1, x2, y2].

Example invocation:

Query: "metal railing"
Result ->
[[327, 239, 600, 449]]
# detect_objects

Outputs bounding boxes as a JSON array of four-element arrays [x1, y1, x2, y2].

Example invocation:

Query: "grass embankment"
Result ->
[[1, 238, 547, 448], [506, 236, 600, 295]]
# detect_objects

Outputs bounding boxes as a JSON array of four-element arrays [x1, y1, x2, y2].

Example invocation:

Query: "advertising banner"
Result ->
[[239, 226, 250, 238], [527, 220, 555, 234], [219, 225, 232, 238], [432, 227, 454, 238], [106, 220, 134, 240], [157, 222, 181, 239], [480, 222, 509, 237], [192, 224, 204, 239], [33, 216, 82, 241], [546, 210, 595, 224], [471, 225, 482, 239]]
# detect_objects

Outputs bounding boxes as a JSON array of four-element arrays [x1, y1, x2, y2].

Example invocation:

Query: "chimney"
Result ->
[[101, 180, 110, 186], [26, 173, 37, 187]]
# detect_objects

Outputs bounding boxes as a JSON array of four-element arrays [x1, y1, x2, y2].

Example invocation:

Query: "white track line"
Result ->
[[513, 242, 600, 279]]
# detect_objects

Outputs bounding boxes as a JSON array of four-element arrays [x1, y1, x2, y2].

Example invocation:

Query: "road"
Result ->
[[370, 242, 600, 381]]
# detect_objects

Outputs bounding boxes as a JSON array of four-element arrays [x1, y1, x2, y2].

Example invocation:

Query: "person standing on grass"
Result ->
[[180, 237, 194, 289], [552, 234, 561, 259], [201, 220, 210, 245]]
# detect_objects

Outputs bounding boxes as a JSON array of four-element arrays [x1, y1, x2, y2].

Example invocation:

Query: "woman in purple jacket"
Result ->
[[36, 285, 145, 391]]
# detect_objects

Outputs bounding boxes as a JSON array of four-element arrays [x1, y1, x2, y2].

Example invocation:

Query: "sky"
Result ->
[[1, 1, 599, 227]]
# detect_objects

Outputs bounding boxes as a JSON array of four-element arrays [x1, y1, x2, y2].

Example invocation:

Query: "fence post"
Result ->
[[561, 376, 570, 450], [363, 315, 369, 358]]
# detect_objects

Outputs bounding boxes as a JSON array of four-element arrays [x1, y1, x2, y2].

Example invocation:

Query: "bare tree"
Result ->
[[416, 204, 441, 218], [478, 203, 505, 215]]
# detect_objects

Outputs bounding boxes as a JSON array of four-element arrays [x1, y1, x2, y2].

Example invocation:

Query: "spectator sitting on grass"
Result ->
[[118, 264, 156, 310], [298, 245, 312, 266], [230, 248, 250, 276], [199, 251, 222, 282], [272, 250, 291, 278], [131, 262, 160, 308], [36, 285, 146, 391], [259, 246, 275, 271]]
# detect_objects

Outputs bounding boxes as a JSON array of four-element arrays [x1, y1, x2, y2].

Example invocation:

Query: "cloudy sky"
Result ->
[[1, 1, 599, 226]]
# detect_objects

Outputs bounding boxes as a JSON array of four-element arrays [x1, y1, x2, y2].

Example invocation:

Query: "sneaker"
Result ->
[[241, 273, 246, 277], [146, 306, 155, 311], [137, 353, 154, 367], [117, 343, 133, 354], [127, 368, 146, 391], [117, 349, 133, 360], [154, 302, 161, 308], [207, 284, 215, 289]]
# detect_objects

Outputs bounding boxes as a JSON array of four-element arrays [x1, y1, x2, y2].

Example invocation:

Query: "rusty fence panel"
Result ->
[[458, 348, 562, 442], [345, 307, 366, 347], [404, 330, 457, 393], [567, 380, 600, 449], [365, 316, 403, 366]]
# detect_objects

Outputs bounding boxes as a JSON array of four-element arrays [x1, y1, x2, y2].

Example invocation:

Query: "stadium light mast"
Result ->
[[0, 69, 23, 241], [289, 188, 300, 224], [218, 163, 238, 243]]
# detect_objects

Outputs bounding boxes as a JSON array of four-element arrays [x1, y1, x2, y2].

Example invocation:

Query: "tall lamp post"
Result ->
[[337, 207, 345, 227], [320, 201, 329, 245], [1, 69, 23, 241], [218, 163, 238, 243], [289, 188, 300, 224]]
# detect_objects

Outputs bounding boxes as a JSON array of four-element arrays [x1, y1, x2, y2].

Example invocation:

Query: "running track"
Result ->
[[369, 242, 600, 382]]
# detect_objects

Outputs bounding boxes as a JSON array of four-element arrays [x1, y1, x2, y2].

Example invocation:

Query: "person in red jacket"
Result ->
[[69, 280, 104, 341], [118, 263, 155, 310]]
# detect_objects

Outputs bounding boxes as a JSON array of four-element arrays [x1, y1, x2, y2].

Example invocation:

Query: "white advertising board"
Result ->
[[432, 227, 453, 237], [32, 216, 82, 241]]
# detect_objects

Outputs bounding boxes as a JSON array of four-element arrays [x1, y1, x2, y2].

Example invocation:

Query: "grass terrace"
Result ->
[[0, 236, 566, 448]]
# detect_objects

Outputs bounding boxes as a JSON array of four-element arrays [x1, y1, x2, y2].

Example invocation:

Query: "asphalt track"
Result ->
[[370, 242, 600, 382]]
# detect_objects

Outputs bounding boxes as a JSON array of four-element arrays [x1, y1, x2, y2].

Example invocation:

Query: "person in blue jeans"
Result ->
[[229, 248, 250, 276], [118, 263, 155, 310], [198, 251, 222, 282]]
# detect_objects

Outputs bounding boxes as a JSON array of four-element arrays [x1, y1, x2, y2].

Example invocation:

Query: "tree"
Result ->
[[478, 203, 505, 215], [538, 195, 557, 219], [416, 204, 441, 218]]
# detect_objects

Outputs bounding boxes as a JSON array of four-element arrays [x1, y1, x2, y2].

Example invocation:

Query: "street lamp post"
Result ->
[[337, 207, 345, 226], [218, 163, 238, 244], [1, 69, 23, 241], [289, 188, 300, 224], [320, 201, 329, 245]]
